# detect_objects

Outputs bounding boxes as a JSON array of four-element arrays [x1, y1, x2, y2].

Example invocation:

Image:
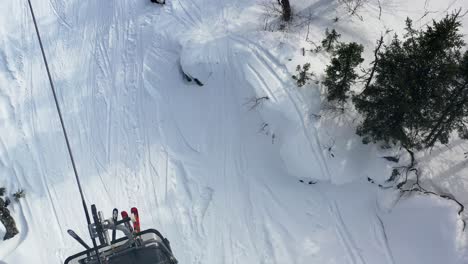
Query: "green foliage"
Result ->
[[323, 42, 364, 103], [292, 63, 313, 87], [321, 28, 341, 52], [354, 12, 468, 150]]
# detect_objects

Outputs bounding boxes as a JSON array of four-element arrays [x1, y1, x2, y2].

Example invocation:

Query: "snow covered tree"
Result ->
[[323, 42, 364, 103], [321, 28, 341, 52], [354, 11, 468, 150]]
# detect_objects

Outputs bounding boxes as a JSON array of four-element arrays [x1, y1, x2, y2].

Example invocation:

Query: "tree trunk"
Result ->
[[280, 0, 291, 22], [362, 35, 384, 94]]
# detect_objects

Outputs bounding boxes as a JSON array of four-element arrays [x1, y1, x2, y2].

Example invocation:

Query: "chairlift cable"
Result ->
[[25, 0, 102, 262]]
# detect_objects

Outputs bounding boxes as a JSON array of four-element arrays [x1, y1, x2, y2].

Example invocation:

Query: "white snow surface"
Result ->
[[0, 0, 468, 263]]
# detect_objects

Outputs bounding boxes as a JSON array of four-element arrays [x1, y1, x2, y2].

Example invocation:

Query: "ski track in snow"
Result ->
[[230, 35, 331, 180], [328, 200, 366, 264], [373, 214, 395, 264]]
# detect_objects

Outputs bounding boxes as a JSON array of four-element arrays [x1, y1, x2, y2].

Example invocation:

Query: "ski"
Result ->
[[98, 211, 110, 245], [121, 211, 133, 233], [91, 204, 105, 245], [67, 229, 91, 250], [131, 207, 141, 233], [111, 208, 118, 242]]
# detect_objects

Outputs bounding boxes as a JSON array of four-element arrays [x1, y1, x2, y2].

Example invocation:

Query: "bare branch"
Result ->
[[244, 96, 270, 110]]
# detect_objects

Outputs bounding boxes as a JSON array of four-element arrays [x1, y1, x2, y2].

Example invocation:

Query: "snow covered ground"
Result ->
[[0, 0, 467, 263]]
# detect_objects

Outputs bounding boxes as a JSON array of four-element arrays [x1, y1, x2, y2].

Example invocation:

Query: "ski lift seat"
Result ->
[[105, 245, 173, 264], [65, 229, 177, 264]]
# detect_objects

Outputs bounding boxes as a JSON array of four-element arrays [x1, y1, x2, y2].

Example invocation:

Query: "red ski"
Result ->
[[131, 207, 141, 233], [121, 210, 133, 233]]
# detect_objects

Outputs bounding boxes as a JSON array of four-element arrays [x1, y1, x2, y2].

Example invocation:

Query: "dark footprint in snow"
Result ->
[[193, 78, 204, 86], [179, 63, 204, 86], [180, 70, 204, 86], [299, 180, 316, 185]]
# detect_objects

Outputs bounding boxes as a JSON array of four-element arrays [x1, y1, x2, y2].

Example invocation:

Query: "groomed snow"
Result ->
[[0, 0, 467, 263]]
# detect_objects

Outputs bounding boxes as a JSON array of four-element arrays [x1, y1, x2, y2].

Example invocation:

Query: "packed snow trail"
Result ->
[[0, 0, 467, 263]]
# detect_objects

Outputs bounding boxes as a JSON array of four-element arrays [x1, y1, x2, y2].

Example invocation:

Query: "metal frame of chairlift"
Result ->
[[64, 205, 178, 264]]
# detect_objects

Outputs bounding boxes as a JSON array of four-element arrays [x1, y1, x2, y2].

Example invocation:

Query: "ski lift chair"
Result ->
[[64, 206, 177, 264]]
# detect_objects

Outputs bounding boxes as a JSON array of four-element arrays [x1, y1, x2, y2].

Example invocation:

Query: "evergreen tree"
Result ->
[[321, 28, 341, 52], [353, 12, 468, 150], [324, 42, 364, 103], [292, 63, 313, 87]]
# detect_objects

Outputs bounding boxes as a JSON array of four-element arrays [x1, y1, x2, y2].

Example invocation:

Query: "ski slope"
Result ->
[[0, 0, 467, 263]]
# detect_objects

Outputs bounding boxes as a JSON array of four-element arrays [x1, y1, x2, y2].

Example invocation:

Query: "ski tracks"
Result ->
[[328, 200, 367, 264], [327, 198, 395, 264], [229, 35, 331, 181], [48, 0, 72, 30], [373, 214, 395, 264]]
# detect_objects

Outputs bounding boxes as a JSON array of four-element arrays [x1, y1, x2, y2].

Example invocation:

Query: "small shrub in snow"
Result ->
[[0, 187, 5, 196], [245, 96, 269, 110], [292, 63, 313, 87], [13, 189, 25, 201], [321, 28, 341, 52], [339, 0, 368, 20]]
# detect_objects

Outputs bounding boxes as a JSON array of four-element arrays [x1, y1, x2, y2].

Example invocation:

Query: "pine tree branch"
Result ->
[[361, 35, 384, 95]]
